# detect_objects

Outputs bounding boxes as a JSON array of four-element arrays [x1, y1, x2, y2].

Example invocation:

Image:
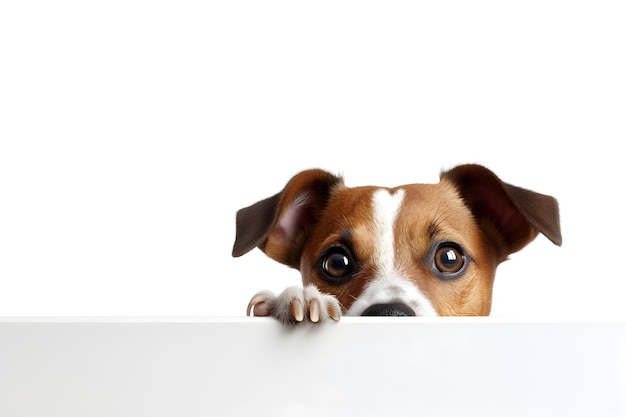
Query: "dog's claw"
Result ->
[[309, 298, 320, 322], [328, 302, 341, 321], [246, 295, 261, 316], [246, 291, 274, 317], [290, 298, 305, 322]]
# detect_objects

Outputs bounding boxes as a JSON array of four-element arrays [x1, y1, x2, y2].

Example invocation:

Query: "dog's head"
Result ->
[[233, 164, 561, 316]]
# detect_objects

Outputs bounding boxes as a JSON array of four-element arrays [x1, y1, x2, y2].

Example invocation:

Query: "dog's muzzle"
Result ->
[[360, 303, 416, 317]]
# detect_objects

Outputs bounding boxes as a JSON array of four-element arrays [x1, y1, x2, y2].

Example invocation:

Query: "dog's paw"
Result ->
[[247, 285, 342, 325]]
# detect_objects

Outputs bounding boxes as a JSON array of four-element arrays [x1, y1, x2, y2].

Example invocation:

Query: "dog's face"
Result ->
[[297, 182, 497, 316], [233, 165, 561, 319]]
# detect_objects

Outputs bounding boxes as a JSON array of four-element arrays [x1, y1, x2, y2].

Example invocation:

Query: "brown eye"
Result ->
[[320, 247, 354, 282], [434, 244, 465, 275]]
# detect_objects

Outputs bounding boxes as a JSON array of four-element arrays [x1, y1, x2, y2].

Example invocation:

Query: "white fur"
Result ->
[[247, 285, 341, 324], [346, 189, 438, 317]]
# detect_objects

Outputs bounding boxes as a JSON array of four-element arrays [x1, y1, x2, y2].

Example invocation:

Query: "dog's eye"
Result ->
[[320, 247, 354, 281], [434, 243, 465, 275]]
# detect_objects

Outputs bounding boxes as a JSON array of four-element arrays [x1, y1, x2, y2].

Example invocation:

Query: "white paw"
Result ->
[[247, 285, 342, 325]]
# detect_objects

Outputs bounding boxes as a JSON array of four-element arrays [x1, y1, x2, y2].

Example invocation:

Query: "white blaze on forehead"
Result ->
[[371, 188, 404, 273], [345, 188, 438, 317]]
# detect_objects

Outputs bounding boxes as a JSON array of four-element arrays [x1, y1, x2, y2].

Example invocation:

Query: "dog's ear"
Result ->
[[441, 164, 562, 258], [232, 169, 343, 268]]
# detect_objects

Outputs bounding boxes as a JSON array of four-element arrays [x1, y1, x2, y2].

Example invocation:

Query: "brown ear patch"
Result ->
[[441, 164, 561, 258], [502, 183, 562, 247], [232, 169, 343, 268], [232, 192, 281, 258]]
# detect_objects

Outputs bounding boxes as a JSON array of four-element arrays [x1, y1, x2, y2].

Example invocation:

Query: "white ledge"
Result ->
[[1, 318, 624, 417], [2, 316, 624, 323]]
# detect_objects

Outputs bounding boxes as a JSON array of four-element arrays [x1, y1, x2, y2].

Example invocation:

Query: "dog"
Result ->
[[232, 164, 561, 324]]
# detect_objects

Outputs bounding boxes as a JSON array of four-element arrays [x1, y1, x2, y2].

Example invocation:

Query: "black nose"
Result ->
[[361, 303, 416, 317]]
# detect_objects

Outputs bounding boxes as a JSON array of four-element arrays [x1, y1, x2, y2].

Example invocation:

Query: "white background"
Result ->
[[1, 1, 624, 320]]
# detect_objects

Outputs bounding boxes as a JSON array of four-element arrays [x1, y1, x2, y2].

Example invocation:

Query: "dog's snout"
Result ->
[[361, 303, 416, 317]]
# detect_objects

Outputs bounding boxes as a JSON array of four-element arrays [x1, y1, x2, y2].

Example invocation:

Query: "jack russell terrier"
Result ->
[[232, 164, 561, 324]]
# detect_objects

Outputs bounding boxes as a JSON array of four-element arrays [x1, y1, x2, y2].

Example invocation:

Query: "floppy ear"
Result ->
[[232, 169, 343, 268], [441, 164, 562, 258]]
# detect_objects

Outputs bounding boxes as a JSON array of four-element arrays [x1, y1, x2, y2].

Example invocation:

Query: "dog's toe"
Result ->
[[289, 297, 305, 322], [246, 291, 276, 317], [326, 298, 342, 322], [309, 297, 321, 322], [302, 284, 341, 323]]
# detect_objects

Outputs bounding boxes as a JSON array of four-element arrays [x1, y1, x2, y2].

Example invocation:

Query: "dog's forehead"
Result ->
[[317, 181, 478, 248], [395, 182, 481, 245], [396, 181, 471, 219], [326, 181, 461, 213]]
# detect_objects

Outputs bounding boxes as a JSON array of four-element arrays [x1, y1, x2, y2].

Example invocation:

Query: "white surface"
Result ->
[[1, 1, 625, 319], [1, 318, 624, 417]]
